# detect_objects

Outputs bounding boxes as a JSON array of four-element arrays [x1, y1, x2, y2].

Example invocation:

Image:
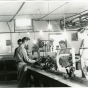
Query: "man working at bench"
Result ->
[[16, 37, 36, 87], [58, 40, 75, 78]]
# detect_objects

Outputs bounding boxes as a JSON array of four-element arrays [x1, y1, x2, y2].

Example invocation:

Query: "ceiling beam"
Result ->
[[0, 13, 77, 16], [16, 13, 77, 15], [9, 2, 25, 22], [0, 30, 78, 34]]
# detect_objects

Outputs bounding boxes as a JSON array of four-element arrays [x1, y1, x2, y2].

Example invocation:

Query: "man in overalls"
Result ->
[[59, 40, 75, 78], [16, 37, 36, 87], [59, 40, 71, 67]]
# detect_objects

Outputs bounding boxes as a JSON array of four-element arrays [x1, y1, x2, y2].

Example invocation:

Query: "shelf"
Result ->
[[0, 72, 6, 75], [7, 73, 17, 81], [7, 71, 17, 74], [0, 74, 6, 81], [0, 59, 17, 81]]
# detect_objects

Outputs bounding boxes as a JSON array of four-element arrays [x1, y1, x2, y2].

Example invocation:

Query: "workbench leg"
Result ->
[[43, 82, 50, 87], [33, 76, 41, 87], [26, 71, 31, 86]]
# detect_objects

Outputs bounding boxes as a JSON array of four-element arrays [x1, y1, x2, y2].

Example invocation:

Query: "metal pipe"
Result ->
[[61, 9, 88, 21], [10, 2, 25, 22], [37, 2, 68, 20], [7, 22, 12, 53]]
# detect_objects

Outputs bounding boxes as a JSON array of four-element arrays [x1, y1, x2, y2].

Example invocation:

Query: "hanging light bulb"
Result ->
[[27, 31, 29, 34], [83, 33, 87, 39], [62, 31, 67, 39], [48, 21, 52, 30], [62, 4, 67, 39], [61, 28, 67, 39], [39, 30, 43, 35], [33, 39, 36, 44], [19, 32, 20, 35], [47, 2, 52, 31], [64, 31, 67, 38]]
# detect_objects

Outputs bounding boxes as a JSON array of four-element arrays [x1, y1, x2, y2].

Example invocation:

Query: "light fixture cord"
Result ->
[[48, 2, 49, 21], [48, 2, 50, 31], [38, 9, 41, 18], [63, 4, 66, 32], [38, 2, 68, 20], [38, 9, 42, 30], [32, 15, 35, 40]]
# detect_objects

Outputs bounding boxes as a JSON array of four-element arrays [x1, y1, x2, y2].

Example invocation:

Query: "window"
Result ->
[[15, 19, 33, 32]]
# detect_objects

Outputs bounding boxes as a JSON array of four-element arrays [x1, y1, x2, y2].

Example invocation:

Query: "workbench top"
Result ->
[[27, 66, 88, 87]]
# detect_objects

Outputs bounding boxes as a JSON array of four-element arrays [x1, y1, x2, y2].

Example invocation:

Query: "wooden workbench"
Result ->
[[27, 66, 88, 87]]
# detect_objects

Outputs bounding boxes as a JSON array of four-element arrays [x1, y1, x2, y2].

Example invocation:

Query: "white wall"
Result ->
[[0, 34, 11, 53], [66, 31, 82, 54], [0, 21, 14, 53], [0, 21, 14, 32], [12, 31, 82, 54]]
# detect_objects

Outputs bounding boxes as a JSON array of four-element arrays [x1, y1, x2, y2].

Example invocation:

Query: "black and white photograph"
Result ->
[[0, 0, 87, 87]]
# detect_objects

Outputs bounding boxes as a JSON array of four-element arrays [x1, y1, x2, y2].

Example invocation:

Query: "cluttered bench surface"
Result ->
[[27, 65, 88, 87]]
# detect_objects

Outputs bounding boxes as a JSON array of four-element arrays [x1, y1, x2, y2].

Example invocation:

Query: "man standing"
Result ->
[[17, 37, 36, 87]]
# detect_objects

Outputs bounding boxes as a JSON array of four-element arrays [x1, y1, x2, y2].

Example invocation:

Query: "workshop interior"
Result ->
[[0, 0, 88, 87]]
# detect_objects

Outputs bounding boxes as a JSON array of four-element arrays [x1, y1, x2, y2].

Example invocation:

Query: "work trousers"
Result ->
[[17, 62, 31, 87]]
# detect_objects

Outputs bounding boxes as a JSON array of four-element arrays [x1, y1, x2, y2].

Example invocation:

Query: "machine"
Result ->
[[32, 38, 77, 78]]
